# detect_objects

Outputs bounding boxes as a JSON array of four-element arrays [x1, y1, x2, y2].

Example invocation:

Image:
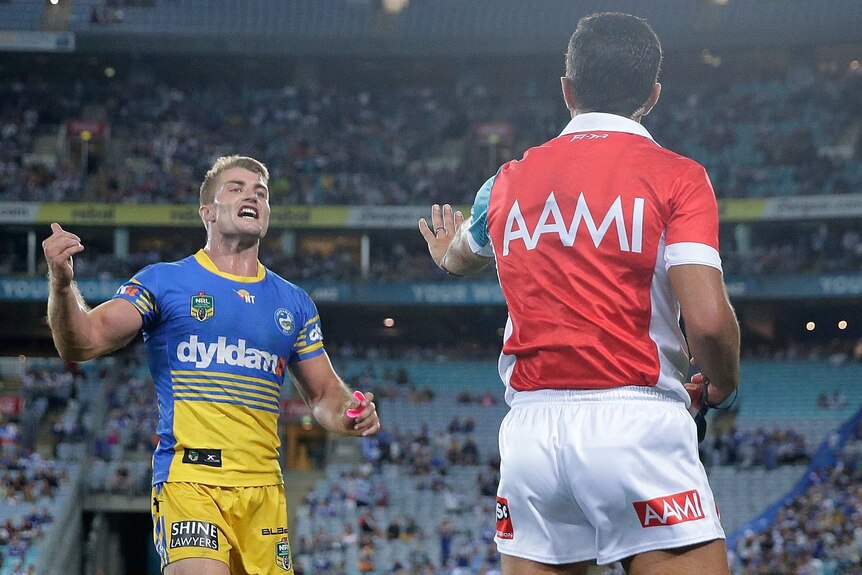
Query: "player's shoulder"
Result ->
[[263, 267, 315, 301], [132, 254, 197, 280]]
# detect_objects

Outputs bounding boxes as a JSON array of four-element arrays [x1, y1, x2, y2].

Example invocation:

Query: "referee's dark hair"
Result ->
[[565, 12, 663, 118]]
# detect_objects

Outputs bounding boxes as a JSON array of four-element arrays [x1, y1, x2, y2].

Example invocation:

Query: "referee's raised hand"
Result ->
[[418, 203, 464, 269]]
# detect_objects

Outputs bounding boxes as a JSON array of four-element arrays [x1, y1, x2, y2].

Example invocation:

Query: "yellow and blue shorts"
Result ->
[[152, 482, 294, 575]]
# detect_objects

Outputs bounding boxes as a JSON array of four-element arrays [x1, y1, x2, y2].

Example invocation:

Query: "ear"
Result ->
[[560, 77, 577, 113], [639, 83, 662, 118], [199, 204, 215, 224]]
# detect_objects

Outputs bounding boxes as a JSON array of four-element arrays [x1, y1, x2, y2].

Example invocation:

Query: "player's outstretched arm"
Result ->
[[288, 352, 380, 437], [44, 223, 142, 361], [419, 203, 491, 276], [669, 264, 740, 406]]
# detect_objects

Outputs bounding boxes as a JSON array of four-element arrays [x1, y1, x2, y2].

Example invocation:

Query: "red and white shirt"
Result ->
[[466, 113, 722, 405]]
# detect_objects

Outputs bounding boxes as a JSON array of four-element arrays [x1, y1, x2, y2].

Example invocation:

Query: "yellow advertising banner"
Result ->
[[716, 199, 768, 222], [33, 204, 350, 228], [1, 196, 851, 228]]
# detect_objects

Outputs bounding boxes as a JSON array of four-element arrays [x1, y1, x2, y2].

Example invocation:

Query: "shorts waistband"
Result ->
[[509, 386, 685, 407]]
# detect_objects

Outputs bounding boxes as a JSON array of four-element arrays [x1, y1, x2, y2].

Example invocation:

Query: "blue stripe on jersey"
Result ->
[[173, 382, 280, 402], [171, 373, 281, 396], [469, 173, 498, 251], [174, 396, 281, 414], [173, 387, 279, 407], [152, 375, 176, 484]]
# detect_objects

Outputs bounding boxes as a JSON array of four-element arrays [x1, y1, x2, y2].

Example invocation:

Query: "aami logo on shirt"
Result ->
[[176, 335, 285, 376], [633, 489, 705, 528], [495, 496, 514, 539], [502, 192, 644, 256], [170, 520, 219, 550]]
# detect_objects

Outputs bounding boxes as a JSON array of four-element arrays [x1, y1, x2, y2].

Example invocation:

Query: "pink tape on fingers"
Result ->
[[346, 391, 365, 418]]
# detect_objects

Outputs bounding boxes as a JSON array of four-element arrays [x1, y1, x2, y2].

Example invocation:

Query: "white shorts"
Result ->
[[495, 387, 724, 565]]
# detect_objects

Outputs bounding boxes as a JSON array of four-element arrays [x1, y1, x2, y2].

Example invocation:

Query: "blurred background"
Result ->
[[0, 1, 861, 574]]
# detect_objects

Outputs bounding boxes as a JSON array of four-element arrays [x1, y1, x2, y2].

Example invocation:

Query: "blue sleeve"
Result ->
[[467, 173, 498, 257], [291, 290, 325, 363], [112, 264, 160, 329]]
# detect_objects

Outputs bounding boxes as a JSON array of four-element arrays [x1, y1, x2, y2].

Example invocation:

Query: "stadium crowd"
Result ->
[[700, 427, 810, 470], [0, 451, 66, 573], [2, 343, 861, 573], [1, 60, 861, 207], [729, 424, 862, 575]]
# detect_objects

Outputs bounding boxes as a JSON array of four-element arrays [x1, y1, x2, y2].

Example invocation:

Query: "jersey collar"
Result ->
[[559, 112, 656, 142], [194, 249, 266, 283]]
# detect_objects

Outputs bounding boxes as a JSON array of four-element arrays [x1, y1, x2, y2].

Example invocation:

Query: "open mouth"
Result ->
[[238, 206, 259, 219]]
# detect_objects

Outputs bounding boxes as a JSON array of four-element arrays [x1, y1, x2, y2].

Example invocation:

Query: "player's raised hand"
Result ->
[[418, 203, 465, 268], [42, 223, 84, 289]]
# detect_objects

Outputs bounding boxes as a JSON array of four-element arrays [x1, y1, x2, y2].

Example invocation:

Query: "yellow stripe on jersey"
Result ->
[[129, 300, 149, 315], [172, 385, 279, 407], [129, 280, 157, 311], [170, 370, 281, 392], [296, 341, 323, 355], [304, 315, 319, 326], [173, 390, 280, 414], [135, 296, 154, 313], [171, 377, 280, 400]]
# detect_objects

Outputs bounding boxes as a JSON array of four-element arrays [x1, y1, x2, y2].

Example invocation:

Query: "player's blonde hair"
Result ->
[[199, 155, 270, 205]]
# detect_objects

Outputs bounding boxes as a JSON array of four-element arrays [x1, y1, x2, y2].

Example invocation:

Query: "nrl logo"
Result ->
[[275, 536, 291, 571], [191, 292, 214, 322]]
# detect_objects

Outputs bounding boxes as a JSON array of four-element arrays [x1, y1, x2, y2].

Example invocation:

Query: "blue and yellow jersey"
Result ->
[[112, 250, 325, 487]]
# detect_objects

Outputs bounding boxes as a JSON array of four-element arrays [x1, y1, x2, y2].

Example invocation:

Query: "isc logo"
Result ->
[[632, 489, 705, 528], [495, 497, 514, 539]]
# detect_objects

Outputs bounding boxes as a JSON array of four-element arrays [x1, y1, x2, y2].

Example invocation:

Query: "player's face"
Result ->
[[209, 167, 271, 240]]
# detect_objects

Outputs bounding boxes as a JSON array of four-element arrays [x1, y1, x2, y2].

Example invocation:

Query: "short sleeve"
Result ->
[[467, 173, 498, 258], [112, 265, 160, 329], [665, 163, 722, 273], [291, 291, 325, 363]]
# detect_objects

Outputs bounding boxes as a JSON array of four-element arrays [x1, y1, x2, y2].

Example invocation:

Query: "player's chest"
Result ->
[[156, 281, 298, 351]]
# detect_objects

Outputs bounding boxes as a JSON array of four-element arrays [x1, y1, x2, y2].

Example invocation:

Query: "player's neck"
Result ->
[[202, 239, 261, 277]]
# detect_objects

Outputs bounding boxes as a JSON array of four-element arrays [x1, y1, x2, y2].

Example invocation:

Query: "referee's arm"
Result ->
[[670, 264, 740, 405]]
